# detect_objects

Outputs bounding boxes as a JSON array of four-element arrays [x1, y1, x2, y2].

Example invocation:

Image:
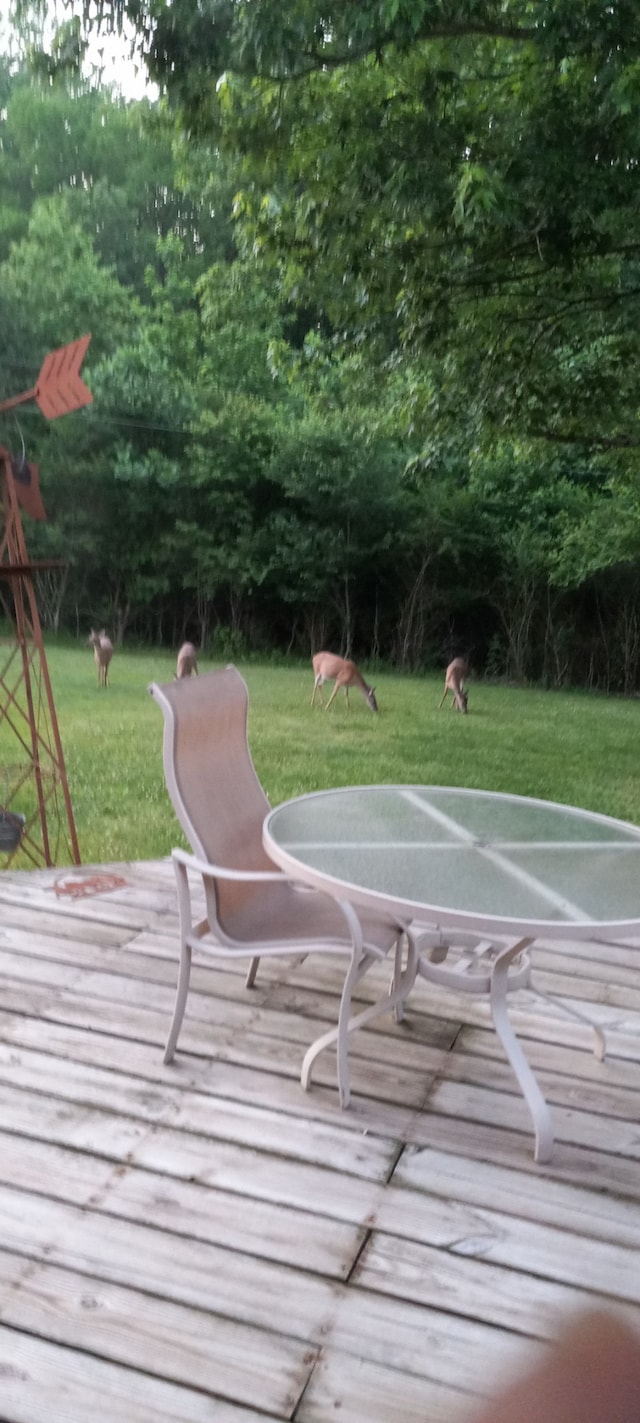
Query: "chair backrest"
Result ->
[[148, 666, 275, 926]]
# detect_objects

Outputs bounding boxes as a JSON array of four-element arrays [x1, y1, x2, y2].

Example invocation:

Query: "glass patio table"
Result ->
[[264, 785, 640, 1161]]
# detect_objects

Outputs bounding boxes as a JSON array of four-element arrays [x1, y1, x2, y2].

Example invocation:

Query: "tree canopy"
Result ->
[[28, 1, 640, 452], [3, 3, 640, 690]]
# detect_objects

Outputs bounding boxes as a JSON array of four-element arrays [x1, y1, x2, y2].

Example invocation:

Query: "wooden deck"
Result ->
[[1, 858, 640, 1422]]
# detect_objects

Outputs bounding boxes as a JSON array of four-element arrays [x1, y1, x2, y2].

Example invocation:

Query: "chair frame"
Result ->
[[149, 669, 418, 1106]]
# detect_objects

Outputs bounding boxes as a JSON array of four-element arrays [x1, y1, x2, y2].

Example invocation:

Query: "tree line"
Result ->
[[2, 3, 640, 689]]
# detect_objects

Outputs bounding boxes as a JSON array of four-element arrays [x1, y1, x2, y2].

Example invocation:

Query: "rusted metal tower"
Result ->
[[0, 336, 93, 868]]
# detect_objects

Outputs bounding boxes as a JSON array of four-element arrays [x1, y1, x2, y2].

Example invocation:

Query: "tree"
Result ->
[[8, 3, 640, 688], [0, 193, 144, 630], [0, 70, 216, 291], [53, 1, 640, 456], [1, 197, 136, 352]]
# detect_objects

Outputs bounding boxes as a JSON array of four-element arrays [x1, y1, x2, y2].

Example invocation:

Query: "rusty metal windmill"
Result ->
[[0, 336, 93, 868]]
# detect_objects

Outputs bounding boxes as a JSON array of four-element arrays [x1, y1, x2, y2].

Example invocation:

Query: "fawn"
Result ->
[[88, 630, 113, 688], [438, 656, 468, 713], [176, 642, 198, 678], [311, 652, 378, 713]]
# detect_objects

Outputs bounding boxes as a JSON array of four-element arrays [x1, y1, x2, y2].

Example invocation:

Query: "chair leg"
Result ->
[[392, 937, 406, 1022], [166, 854, 198, 1064], [245, 956, 260, 988], [163, 937, 192, 1064], [302, 926, 419, 1104]]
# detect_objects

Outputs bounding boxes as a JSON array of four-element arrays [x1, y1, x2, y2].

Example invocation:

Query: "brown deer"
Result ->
[[438, 656, 468, 713], [176, 642, 198, 678], [311, 651, 378, 713], [88, 629, 113, 688]]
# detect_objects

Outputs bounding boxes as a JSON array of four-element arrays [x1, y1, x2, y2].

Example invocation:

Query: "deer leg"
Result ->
[[311, 675, 326, 708], [325, 682, 340, 709]]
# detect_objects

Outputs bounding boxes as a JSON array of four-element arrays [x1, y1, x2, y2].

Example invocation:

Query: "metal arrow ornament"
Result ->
[[0, 335, 93, 421]]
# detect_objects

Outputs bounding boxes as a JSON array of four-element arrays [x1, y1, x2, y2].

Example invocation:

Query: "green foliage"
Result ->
[[198, 259, 284, 399], [0, 197, 136, 359], [95, 0, 640, 458], [0, 64, 222, 291], [4, 7, 640, 692]]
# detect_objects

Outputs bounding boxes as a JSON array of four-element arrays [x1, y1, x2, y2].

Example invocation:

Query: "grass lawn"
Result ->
[[2, 641, 640, 867]]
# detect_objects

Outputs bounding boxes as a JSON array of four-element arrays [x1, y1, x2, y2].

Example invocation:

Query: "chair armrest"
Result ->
[[171, 848, 411, 958], [172, 846, 297, 884]]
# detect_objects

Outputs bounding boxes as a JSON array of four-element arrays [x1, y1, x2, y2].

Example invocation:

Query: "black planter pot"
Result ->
[[0, 810, 26, 854]]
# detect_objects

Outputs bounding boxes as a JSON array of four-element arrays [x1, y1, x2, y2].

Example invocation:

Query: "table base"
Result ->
[[413, 930, 606, 1162]]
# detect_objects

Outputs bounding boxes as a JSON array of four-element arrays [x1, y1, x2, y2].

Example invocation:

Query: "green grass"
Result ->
[[2, 643, 640, 867]]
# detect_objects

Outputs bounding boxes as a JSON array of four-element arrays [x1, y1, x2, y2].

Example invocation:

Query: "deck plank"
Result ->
[[0, 1324, 272, 1423], [0, 1252, 311, 1417], [1, 858, 640, 1422]]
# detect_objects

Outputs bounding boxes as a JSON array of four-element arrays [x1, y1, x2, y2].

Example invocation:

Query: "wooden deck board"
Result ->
[[1, 858, 640, 1422], [0, 1252, 314, 1417]]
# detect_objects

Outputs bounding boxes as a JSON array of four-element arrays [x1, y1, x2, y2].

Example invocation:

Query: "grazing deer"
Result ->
[[88, 629, 113, 688], [311, 651, 378, 713], [438, 656, 468, 713], [176, 642, 198, 678]]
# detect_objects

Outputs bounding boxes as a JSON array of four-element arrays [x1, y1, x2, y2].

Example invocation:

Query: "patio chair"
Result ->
[[148, 665, 417, 1106]]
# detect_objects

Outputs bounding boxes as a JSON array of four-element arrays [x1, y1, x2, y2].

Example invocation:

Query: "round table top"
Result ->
[[264, 785, 640, 939]]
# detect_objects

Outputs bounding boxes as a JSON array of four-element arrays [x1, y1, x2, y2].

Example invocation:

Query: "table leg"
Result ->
[[490, 937, 555, 1163]]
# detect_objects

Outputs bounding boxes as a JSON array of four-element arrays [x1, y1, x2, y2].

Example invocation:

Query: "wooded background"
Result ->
[[2, 2, 640, 689]]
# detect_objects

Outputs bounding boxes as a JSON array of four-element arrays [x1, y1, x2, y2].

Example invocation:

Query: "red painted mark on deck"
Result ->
[[52, 873, 128, 898]]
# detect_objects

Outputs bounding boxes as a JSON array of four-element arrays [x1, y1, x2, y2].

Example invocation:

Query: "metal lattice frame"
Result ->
[[0, 449, 80, 868]]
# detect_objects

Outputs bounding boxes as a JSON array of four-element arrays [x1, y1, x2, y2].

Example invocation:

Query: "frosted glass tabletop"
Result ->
[[264, 785, 640, 939]]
